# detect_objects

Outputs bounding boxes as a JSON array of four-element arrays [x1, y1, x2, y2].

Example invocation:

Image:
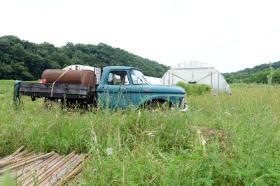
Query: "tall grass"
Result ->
[[176, 81, 211, 95], [0, 80, 280, 185]]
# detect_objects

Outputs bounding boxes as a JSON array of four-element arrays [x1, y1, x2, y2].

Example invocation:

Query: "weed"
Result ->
[[0, 80, 280, 185]]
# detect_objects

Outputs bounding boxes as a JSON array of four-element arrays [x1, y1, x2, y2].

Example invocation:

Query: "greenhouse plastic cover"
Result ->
[[162, 62, 231, 95]]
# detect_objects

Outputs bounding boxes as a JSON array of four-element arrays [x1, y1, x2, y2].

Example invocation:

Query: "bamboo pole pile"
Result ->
[[0, 146, 88, 186]]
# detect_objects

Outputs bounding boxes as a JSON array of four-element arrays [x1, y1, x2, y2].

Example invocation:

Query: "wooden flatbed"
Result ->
[[20, 82, 96, 100]]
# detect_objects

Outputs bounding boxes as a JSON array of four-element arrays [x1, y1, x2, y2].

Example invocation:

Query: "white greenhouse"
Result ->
[[162, 61, 231, 95]]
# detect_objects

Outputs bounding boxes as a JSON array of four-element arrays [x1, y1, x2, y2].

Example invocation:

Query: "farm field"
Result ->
[[0, 80, 280, 185]]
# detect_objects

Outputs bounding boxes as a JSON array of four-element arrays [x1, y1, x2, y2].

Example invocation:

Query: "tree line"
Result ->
[[224, 61, 280, 84], [0, 35, 168, 80]]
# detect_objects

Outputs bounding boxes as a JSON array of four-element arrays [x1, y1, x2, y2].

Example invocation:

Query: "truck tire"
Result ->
[[144, 100, 171, 110]]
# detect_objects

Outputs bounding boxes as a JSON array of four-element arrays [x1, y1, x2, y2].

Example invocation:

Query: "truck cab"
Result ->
[[96, 66, 186, 109]]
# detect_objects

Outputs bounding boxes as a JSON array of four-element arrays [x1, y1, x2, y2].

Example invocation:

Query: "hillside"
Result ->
[[224, 61, 280, 83], [0, 35, 168, 80]]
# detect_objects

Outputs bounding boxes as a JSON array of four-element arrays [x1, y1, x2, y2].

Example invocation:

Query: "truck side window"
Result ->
[[130, 70, 149, 84], [107, 71, 129, 85]]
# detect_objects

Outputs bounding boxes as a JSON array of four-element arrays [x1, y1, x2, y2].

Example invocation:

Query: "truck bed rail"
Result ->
[[19, 82, 95, 100]]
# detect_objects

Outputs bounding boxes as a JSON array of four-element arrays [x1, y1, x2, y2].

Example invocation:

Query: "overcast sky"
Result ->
[[1, 0, 280, 72]]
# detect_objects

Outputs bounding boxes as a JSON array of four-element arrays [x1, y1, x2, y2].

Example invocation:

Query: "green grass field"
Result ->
[[0, 80, 280, 185]]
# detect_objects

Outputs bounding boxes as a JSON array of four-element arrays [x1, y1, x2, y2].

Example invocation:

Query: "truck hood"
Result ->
[[140, 85, 185, 94]]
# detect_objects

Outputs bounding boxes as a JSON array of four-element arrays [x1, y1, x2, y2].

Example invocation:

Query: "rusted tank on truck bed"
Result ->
[[41, 69, 96, 87]]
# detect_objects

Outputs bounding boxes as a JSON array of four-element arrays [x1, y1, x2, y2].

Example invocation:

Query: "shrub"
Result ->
[[176, 81, 211, 96]]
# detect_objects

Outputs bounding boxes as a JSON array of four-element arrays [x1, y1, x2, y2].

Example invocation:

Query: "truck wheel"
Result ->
[[144, 100, 171, 110], [43, 98, 54, 110]]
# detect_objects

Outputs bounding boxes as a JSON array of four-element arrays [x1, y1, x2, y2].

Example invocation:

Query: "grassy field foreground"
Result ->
[[0, 80, 280, 185]]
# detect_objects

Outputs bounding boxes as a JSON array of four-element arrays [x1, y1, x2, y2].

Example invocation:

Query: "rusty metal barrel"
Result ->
[[41, 69, 96, 87]]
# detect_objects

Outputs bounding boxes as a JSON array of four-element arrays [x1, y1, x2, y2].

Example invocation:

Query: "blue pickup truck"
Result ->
[[16, 66, 186, 110]]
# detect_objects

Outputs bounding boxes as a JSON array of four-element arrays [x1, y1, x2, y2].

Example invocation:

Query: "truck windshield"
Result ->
[[131, 70, 150, 85]]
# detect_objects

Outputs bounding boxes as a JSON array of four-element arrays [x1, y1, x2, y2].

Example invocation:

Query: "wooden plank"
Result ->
[[41, 154, 84, 186], [0, 150, 30, 170], [0, 152, 55, 175], [14, 159, 44, 180], [0, 147, 26, 169], [20, 154, 63, 186], [59, 154, 89, 185], [35, 152, 76, 185], [20, 82, 92, 96], [3, 153, 39, 171], [15, 153, 56, 181], [0, 149, 88, 186]]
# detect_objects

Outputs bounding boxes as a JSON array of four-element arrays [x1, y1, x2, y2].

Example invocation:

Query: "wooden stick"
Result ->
[[0, 152, 55, 175]]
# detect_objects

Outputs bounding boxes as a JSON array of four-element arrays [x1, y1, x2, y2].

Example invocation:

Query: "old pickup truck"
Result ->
[[14, 66, 186, 110]]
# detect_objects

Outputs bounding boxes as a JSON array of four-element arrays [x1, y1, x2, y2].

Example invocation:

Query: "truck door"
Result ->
[[101, 70, 131, 109]]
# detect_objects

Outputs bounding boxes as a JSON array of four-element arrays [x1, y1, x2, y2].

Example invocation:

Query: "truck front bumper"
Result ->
[[179, 97, 188, 112]]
